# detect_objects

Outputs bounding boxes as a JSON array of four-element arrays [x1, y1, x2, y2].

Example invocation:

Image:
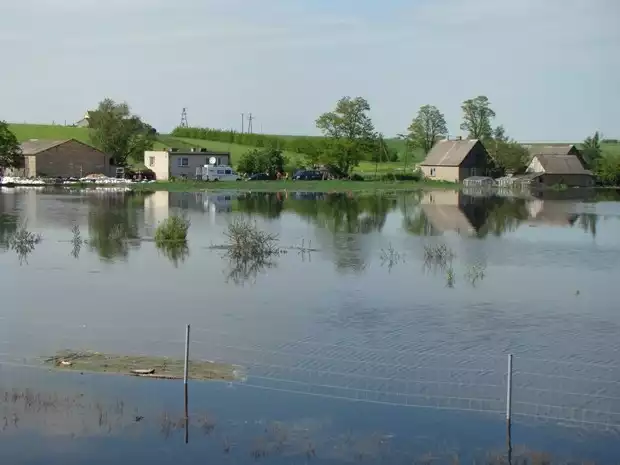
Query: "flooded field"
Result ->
[[1, 186, 620, 464]]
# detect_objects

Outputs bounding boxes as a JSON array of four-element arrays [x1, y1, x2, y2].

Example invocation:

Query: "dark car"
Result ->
[[293, 170, 323, 180], [247, 173, 274, 181]]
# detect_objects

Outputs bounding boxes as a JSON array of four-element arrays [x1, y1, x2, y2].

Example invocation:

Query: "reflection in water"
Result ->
[[156, 242, 189, 267], [0, 213, 18, 251], [87, 193, 145, 261]]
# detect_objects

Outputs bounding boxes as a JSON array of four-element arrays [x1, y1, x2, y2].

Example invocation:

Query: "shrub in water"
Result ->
[[155, 215, 190, 243]]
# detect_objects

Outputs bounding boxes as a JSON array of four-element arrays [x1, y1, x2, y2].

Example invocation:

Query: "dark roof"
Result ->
[[20, 139, 69, 155], [420, 139, 480, 167], [523, 143, 578, 156], [167, 149, 230, 156], [533, 154, 592, 175]]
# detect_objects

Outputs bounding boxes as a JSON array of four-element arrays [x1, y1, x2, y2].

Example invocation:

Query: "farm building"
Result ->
[[522, 143, 587, 166], [419, 138, 490, 183], [144, 148, 231, 180], [524, 154, 594, 187], [6, 139, 111, 178]]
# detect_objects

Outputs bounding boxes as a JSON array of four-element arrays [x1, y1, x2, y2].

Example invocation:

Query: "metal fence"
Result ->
[[2, 321, 619, 435]]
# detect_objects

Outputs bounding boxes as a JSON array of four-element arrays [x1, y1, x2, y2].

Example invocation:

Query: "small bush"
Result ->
[[378, 171, 422, 182], [155, 216, 190, 243], [350, 174, 365, 181]]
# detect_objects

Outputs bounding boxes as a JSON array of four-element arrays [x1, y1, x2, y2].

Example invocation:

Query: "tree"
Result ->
[[406, 105, 448, 154], [581, 131, 602, 169], [0, 121, 22, 171], [486, 125, 529, 174], [236, 147, 287, 176], [460, 96, 496, 140], [88, 99, 155, 166], [316, 97, 376, 174]]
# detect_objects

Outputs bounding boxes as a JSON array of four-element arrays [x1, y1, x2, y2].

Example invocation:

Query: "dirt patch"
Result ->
[[44, 350, 241, 381]]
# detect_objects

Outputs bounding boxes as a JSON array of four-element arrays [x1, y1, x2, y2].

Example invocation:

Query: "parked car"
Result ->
[[247, 173, 275, 181], [293, 170, 323, 180]]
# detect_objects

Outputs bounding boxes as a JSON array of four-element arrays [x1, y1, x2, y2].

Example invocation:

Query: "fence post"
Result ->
[[506, 354, 513, 461], [184, 324, 190, 444]]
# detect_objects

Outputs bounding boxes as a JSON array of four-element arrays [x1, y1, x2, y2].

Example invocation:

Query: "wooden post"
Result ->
[[184, 324, 190, 444], [506, 354, 513, 462]]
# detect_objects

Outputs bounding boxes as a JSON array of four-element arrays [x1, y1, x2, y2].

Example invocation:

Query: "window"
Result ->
[[148, 156, 155, 167], [217, 169, 225, 175], [470, 168, 478, 177], [430, 168, 436, 176], [225, 169, 232, 175], [178, 157, 189, 167]]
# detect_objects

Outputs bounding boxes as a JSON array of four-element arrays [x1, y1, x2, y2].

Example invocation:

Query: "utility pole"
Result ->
[[180, 108, 188, 128], [241, 113, 245, 134]]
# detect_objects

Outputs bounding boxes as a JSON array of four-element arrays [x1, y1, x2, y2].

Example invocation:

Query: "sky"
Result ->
[[0, 0, 618, 141]]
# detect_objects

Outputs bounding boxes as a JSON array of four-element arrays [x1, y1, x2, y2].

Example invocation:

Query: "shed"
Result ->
[[11, 139, 111, 178], [525, 154, 594, 188], [419, 139, 490, 182]]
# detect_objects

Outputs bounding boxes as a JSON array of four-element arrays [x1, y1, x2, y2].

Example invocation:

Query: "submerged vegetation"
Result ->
[[45, 350, 239, 381], [424, 244, 455, 268], [154, 215, 190, 243], [5, 223, 42, 264]]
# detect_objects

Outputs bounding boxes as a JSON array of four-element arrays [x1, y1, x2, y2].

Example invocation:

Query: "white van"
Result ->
[[197, 165, 242, 182]]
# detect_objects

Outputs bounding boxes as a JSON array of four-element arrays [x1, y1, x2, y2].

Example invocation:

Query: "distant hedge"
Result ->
[[171, 126, 325, 157]]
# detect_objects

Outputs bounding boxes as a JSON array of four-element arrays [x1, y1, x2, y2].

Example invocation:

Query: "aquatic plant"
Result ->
[[424, 244, 455, 265], [8, 224, 42, 265], [224, 219, 281, 261], [70, 224, 84, 258], [154, 215, 190, 243], [380, 242, 404, 271], [446, 267, 455, 288], [465, 263, 486, 287]]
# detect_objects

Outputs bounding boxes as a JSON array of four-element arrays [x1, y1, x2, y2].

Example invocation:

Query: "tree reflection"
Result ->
[[87, 193, 146, 261], [0, 214, 18, 251]]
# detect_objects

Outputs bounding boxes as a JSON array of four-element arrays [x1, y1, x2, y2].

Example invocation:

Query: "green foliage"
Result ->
[[237, 147, 287, 176], [486, 127, 530, 174], [595, 153, 620, 186], [460, 96, 496, 140], [315, 96, 377, 174], [154, 215, 190, 243], [0, 121, 22, 169], [582, 131, 602, 169], [88, 99, 156, 166], [406, 105, 448, 154]]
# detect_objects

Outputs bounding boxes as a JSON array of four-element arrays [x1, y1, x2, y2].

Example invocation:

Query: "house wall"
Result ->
[[526, 157, 545, 173], [459, 142, 489, 178], [32, 141, 110, 177], [144, 151, 170, 180], [420, 165, 460, 182], [539, 174, 594, 187], [144, 151, 232, 181]]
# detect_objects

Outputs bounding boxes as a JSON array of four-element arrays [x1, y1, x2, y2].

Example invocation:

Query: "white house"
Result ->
[[144, 148, 232, 181]]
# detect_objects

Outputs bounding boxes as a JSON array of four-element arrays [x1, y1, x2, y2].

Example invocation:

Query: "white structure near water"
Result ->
[[144, 148, 231, 181]]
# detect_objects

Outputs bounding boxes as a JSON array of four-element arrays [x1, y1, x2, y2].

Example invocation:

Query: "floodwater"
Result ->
[[1, 186, 620, 464]]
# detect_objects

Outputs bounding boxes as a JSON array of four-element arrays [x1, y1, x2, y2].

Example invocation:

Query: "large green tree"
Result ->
[[406, 105, 448, 154], [581, 131, 602, 169], [486, 125, 530, 174], [88, 99, 156, 166], [0, 121, 22, 171], [315, 97, 376, 175], [460, 96, 496, 140]]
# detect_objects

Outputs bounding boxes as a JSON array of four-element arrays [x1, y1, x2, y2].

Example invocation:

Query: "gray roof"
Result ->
[[20, 139, 69, 155], [420, 139, 480, 167], [420, 204, 476, 235], [523, 143, 578, 156], [534, 154, 592, 175]]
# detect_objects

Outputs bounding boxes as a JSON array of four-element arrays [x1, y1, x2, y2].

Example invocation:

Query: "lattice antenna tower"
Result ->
[[247, 113, 254, 134], [180, 108, 188, 128]]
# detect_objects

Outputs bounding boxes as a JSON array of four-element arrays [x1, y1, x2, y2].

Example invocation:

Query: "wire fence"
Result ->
[[1, 321, 620, 435]]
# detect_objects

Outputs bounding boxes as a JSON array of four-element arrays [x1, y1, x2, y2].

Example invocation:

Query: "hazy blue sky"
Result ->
[[1, 0, 618, 141]]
